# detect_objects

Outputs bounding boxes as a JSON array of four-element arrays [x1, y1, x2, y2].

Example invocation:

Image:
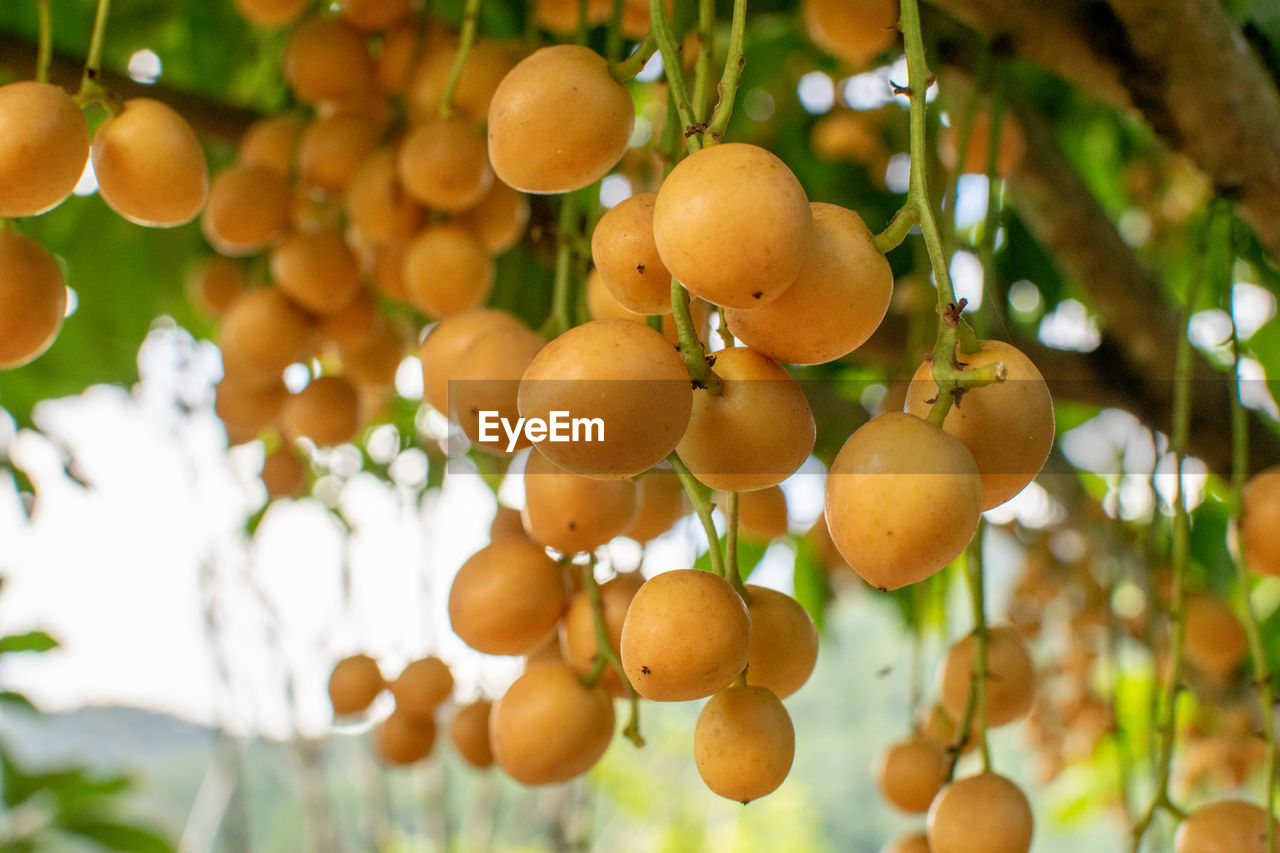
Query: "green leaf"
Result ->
[[791, 537, 829, 633], [0, 631, 58, 655], [0, 691, 37, 712], [60, 819, 174, 853]]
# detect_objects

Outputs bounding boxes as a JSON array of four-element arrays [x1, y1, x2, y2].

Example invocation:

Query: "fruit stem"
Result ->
[[872, 205, 920, 254], [702, 0, 747, 143], [692, 0, 715, 122], [965, 522, 992, 772], [35, 0, 52, 83], [78, 0, 112, 99], [438, 0, 482, 119], [724, 491, 750, 601], [648, 0, 702, 154], [579, 560, 646, 747], [670, 277, 724, 394], [924, 357, 1007, 429], [605, 0, 626, 61], [542, 194, 580, 339], [669, 451, 725, 579], [715, 306, 733, 348], [608, 35, 658, 81]]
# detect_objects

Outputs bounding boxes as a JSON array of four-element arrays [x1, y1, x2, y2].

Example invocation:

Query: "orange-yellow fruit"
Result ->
[[418, 309, 527, 416], [280, 375, 362, 446], [694, 685, 795, 803], [218, 287, 314, 376], [397, 114, 493, 212], [345, 148, 425, 245], [328, 653, 384, 715], [338, 316, 405, 388], [804, 0, 900, 68], [238, 113, 304, 174], [284, 16, 374, 104], [201, 164, 292, 256], [338, 0, 411, 30], [1174, 799, 1280, 853], [517, 319, 693, 479], [1183, 593, 1248, 677], [317, 287, 379, 348], [447, 323, 545, 455], [1243, 466, 1280, 577], [590, 192, 672, 315], [370, 241, 410, 301], [677, 347, 815, 492], [391, 656, 454, 722], [927, 772, 1033, 853], [0, 232, 66, 369], [450, 699, 495, 768], [187, 256, 246, 316], [490, 505, 529, 542], [376, 709, 436, 764], [447, 540, 569, 656], [214, 373, 287, 440], [490, 660, 616, 785], [875, 736, 947, 813], [455, 172, 530, 253], [939, 109, 1026, 178], [408, 38, 515, 122], [487, 44, 634, 194], [404, 224, 494, 318], [296, 112, 382, 195], [744, 585, 818, 699], [735, 485, 790, 542], [270, 228, 362, 316], [938, 625, 1035, 727], [824, 412, 982, 590], [882, 833, 932, 853], [0, 81, 89, 218], [522, 450, 639, 553], [533, 0, 610, 32], [92, 98, 208, 227], [235, 0, 307, 27], [904, 340, 1053, 510], [620, 569, 751, 702], [262, 445, 306, 498], [653, 143, 812, 309], [724, 202, 892, 365], [624, 469, 688, 542], [560, 574, 644, 697]]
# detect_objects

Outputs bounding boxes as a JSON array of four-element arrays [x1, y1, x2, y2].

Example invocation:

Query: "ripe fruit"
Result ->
[[590, 192, 673, 315], [201, 164, 292, 255], [694, 685, 795, 803], [653, 143, 812, 309], [522, 451, 639, 554], [450, 699, 494, 768], [624, 469, 688, 542], [1183, 593, 1248, 677], [735, 485, 789, 542], [328, 653, 384, 715], [375, 709, 436, 765], [280, 374, 362, 446], [875, 736, 947, 813], [214, 373, 287, 440], [620, 569, 751, 702], [448, 323, 546, 454], [560, 574, 644, 696], [337, 317, 405, 388], [1243, 466, 1280, 577], [490, 661, 616, 785], [676, 346, 815, 492], [803, 0, 900, 68], [824, 412, 983, 590], [397, 114, 493, 212], [1174, 799, 1280, 853], [517, 319, 693, 479], [904, 339, 1054, 510], [882, 833, 931, 853], [218, 287, 313, 377], [404, 224, 494, 318], [487, 45, 635, 193], [457, 179, 530, 253], [409, 37, 514, 122], [92, 98, 208, 227], [296, 111, 382, 195], [418, 309, 527, 416], [187, 256, 246, 316], [939, 625, 1035, 727], [490, 505, 529, 542], [447, 540, 569, 655], [235, 0, 306, 26], [744, 585, 818, 699], [271, 229, 362, 316], [927, 772, 1033, 853], [391, 656, 454, 722], [238, 114, 303, 175], [283, 16, 374, 104], [939, 108, 1026, 178], [724, 202, 892, 365], [338, 0, 411, 30], [261, 445, 306, 498], [0, 81, 89, 219], [346, 148, 426, 245], [0, 232, 67, 369]]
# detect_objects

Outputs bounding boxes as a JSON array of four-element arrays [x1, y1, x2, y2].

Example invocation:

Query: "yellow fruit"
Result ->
[[391, 656, 454, 722], [397, 114, 493, 212], [328, 653, 384, 715], [235, 0, 307, 27], [881, 833, 932, 853], [620, 569, 751, 701], [404, 224, 494, 318], [201, 164, 292, 256], [448, 323, 546, 455], [804, 0, 900, 68], [238, 113, 303, 174], [345, 148, 426, 245], [735, 485, 790, 542], [590, 192, 672, 315], [490, 661, 616, 785], [280, 375, 363, 446], [187, 256, 246, 317], [283, 16, 375, 104], [455, 172, 530, 253], [695, 685, 795, 803], [214, 373, 287, 440], [1183, 593, 1248, 677], [522, 450, 639, 553], [270, 228, 362, 316], [490, 505, 529, 542], [927, 772, 1033, 853], [261, 445, 306, 498], [92, 98, 208, 227], [0, 81, 89, 219], [939, 109, 1026, 178], [624, 469, 688, 542], [375, 709, 436, 764], [904, 340, 1054, 510], [408, 37, 515, 122], [938, 625, 1035, 727], [338, 317, 405, 389], [653, 143, 812, 309], [875, 736, 947, 813], [487, 45, 635, 193], [724, 202, 892, 365], [447, 540, 569, 655], [338, 0, 411, 30], [1243, 466, 1280, 577], [450, 699, 495, 768], [1174, 799, 1280, 853], [0, 232, 66, 369], [418, 309, 526, 417], [560, 574, 644, 697], [744, 585, 818, 699], [296, 112, 382, 195], [824, 412, 982, 590], [218, 288, 314, 377]]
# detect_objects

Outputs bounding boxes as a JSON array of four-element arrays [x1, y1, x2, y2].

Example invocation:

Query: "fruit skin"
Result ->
[[0, 232, 67, 369], [938, 625, 1035, 728], [419, 309, 526, 418], [874, 736, 947, 813], [92, 98, 209, 228], [487, 44, 634, 194], [404, 224, 494, 319], [675, 346, 815, 492], [391, 656, 454, 723], [803, 0, 900, 68], [620, 569, 751, 702], [450, 699, 495, 768], [218, 287, 314, 377], [624, 470, 688, 543], [283, 16, 374, 104], [201, 164, 292, 256], [261, 446, 306, 498], [0, 81, 89, 219], [270, 229, 362, 316], [1174, 799, 1280, 853], [744, 585, 818, 700], [926, 771, 1033, 853], [328, 653, 385, 715], [881, 832, 931, 853], [904, 339, 1054, 511], [1243, 466, 1280, 578], [375, 709, 436, 765], [447, 540, 569, 656], [724, 202, 892, 365], [489, 661, 615, 785], [280, 375, 362, 447], [824, 412, 983, 591], [653, 142, 812, 309], [590, 192, 672, 315], [448, 323, 546, 456], [560, 574, 644, 697], [522, 451, 639, 554], [1183, 593, 1248, 677], [734, 485, 789, 542], [694, 685, 795, 803]]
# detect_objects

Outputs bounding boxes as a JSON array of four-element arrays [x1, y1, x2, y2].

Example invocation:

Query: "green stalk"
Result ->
[[608, 35, 657, 81], [724, 491, 749, 600], [691, 0, 714, 122], [580, 560, 645, 747], [670, 278, 723, 393], [35, 0, 52, 83], [542, 194, 579, 339], [648, 0, 701, 155], [438, 0, 482, 118], [76, 0, 112, 104], [668, 452, 725, 578], [702, 0, 747, 142], [966, 522, 991, 771]]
